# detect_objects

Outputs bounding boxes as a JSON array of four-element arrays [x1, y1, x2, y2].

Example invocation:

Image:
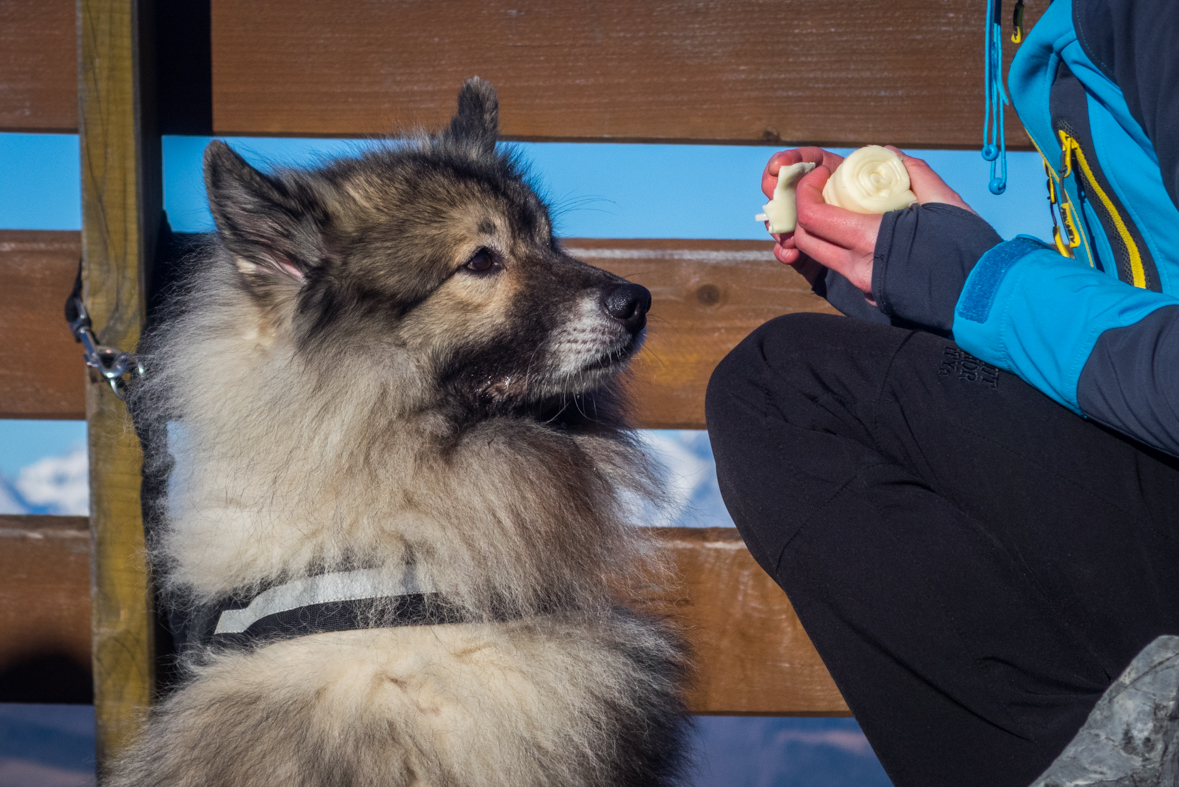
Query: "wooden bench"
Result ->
[[0, 0, 1042, 766]]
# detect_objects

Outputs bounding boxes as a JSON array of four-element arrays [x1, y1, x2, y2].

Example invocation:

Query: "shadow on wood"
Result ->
[[0, 516, 92, 703]]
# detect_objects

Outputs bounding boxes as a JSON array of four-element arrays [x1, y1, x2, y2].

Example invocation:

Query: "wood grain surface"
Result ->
[[0, 516, 92, 703], [80, 0, 158, 763], [0, 521, 846, 715], [662, 527, 848, 715], [211, 0, 1040, 146], [0, 0, 77, 131], [0, 231, 86, 419], [568, 238, 837, 428], [1, 0, 1042, 142], [0, 234, 832, 427]]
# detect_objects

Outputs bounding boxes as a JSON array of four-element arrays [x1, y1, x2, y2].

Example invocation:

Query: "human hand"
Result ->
[[761, 147, 846, 201], [790, 147, 978, 297], [885, 147, 976, 215], [761, 148, 846, 285], [793, 166, 881, 296]]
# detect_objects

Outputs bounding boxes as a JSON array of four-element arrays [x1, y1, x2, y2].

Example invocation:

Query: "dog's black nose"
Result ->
[[601, 283, 651, 333]]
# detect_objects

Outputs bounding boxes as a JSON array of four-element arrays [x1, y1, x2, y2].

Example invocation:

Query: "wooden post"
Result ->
[[78, 0, 160, 767]]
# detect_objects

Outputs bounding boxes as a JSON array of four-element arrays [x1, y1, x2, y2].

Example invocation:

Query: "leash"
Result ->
[[64, 265, 145, 401]]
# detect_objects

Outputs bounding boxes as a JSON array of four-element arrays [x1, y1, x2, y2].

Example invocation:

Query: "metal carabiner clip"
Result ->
[[66, 283, 144, 401]]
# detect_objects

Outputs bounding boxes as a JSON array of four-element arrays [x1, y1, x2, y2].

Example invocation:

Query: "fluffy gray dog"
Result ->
[[111, 79, 690, 786]]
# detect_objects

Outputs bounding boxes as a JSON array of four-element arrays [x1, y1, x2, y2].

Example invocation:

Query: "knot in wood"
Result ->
[[695, 284, 721, 306]]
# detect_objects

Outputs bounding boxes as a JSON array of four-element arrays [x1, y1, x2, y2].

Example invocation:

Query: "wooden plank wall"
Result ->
[[0, 231, 85, 419], [1, 0, 1041, 145], [0, 0, 1038, 722], [0, 516, 92, 704], [209, 0, 1041, 146], [0, 517, 847, 714], [0, 0, 76, 132], [0, 232, 831, 427]]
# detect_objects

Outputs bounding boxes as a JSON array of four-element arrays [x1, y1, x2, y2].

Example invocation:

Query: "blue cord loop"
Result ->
[[983, 0, 1010, 195]]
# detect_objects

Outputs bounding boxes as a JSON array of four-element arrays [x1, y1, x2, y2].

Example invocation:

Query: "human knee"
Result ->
[[707, 313, 834, 405], [706, 314, 828, 446]]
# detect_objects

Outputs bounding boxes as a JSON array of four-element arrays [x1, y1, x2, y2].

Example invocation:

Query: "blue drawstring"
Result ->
[[983, 0, 1009, 195]]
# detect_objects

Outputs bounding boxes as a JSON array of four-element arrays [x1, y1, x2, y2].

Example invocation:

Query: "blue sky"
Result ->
[[1, 133, 1050, 240], [1, 129, 1054, 784]]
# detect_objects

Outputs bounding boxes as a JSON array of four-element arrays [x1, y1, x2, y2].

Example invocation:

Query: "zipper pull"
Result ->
[[1060, 202, 1082, 250], [1011, 0, 1025, 43], [1058, 130, 1076, 178], [1053, 226, 1074, 258], [1043, 157, 1073, 258]]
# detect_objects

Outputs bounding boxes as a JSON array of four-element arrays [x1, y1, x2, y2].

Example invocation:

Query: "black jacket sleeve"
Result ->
[[1069, 0, 1179, 455], [811, 267, 891, 324], [1077, 306, 1179, 456], [870, 203, 1003, 334]]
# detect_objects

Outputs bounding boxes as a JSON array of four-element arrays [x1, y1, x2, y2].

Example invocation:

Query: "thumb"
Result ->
[[794, 166, 855, 240], [886, 146, 975, 214], [795, 165, 830, 210], [762, 150, 804, 199]]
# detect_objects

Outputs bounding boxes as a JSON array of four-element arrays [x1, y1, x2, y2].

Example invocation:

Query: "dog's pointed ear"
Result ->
[[443, 78, 499, 154], [203, 140, 326, 284]]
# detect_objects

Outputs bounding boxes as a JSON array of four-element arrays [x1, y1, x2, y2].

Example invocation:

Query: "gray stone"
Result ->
[[1030, 636, 1179, 787]]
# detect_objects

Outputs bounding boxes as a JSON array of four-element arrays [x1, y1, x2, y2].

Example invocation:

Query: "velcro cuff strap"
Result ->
[[956, 236, 1052, 324]]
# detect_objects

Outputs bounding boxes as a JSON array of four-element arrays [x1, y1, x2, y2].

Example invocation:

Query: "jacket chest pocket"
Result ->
[[1049, 63, 1159, 291]]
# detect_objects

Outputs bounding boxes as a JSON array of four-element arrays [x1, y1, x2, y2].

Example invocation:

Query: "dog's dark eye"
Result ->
[[463, 248, 499, 275]]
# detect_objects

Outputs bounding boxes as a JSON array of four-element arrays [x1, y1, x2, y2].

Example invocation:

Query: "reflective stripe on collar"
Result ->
[[213, 566, 434, 636]]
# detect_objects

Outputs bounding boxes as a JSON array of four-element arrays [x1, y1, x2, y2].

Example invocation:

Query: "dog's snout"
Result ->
[[601, 283, 651, 333]]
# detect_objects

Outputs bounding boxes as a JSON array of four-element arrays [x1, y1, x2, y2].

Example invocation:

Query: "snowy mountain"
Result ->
[[0, 446, 88, 516]]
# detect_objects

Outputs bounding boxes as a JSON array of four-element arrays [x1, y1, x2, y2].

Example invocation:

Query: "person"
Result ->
[[704, 1, 1179, 785]]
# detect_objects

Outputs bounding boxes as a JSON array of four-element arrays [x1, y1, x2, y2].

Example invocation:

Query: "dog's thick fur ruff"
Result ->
[[110, 80, 690, 786]]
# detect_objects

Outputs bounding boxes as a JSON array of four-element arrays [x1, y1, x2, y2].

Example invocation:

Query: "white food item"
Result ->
[[821, 145, 917, 214], [756, 161, 816, 233]]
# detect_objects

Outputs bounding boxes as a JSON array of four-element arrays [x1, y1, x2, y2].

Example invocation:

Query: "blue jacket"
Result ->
[[830, 0, 1179, 456]]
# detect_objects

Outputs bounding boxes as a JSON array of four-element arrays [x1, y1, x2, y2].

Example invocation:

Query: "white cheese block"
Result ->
[[821, 145, 917, 214], [756, 161, 816, 233]]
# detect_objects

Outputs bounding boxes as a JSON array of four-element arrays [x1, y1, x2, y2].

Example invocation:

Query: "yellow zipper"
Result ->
[[1057, 130, 1147, 288], [1036, 147, 1084, 260]]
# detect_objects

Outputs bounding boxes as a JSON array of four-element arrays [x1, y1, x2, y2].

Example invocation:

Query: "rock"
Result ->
[[1030, 636, 1179, 787]]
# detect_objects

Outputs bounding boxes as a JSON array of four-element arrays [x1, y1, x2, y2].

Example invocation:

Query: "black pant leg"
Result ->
[[704, 313, 1179, 787]]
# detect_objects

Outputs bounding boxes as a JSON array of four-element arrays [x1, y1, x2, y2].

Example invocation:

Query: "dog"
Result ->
[[110, 79, 690, 786]]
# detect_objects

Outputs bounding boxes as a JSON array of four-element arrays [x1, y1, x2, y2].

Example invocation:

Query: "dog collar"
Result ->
[[174, 565, 469, 654]]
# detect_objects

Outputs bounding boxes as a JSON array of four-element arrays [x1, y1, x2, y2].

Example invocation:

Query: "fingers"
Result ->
[[794, 166, 871, 243], [762, 151, 799, 198], [770, 230, 799, 263], [769, 236, 826, 289], [793, 166, 880, 294], [762, 147, 846, 199], [790, 256, 828, 289], [884, 146, 976, 214], [773, 243, 800, 264], [795, 225, 874, 293]]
